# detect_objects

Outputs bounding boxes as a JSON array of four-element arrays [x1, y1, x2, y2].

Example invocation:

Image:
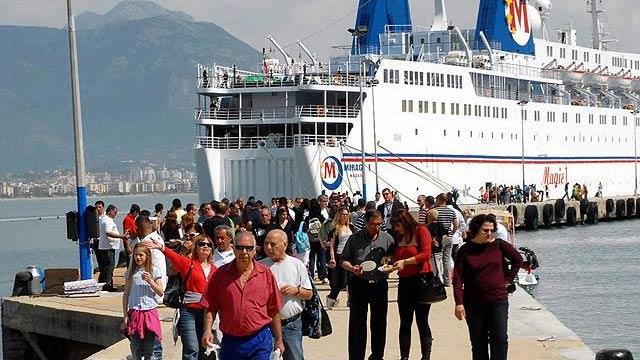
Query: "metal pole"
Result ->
[[519, 102, 526, 202], [634, 111, 639, 195], [371, 84, 379, 193], [66, 0, 91, 280], [358, 40, 367, 201]]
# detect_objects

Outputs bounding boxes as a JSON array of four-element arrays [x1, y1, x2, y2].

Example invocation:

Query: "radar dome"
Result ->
[[529, 0, 551, 14], [527, 4, 542, 34]]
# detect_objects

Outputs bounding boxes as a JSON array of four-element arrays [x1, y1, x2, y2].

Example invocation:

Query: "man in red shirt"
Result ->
[[201, 231, 284, 359]]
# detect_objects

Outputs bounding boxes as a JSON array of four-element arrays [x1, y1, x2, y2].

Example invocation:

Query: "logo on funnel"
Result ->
[[505, 0, 531, 46]]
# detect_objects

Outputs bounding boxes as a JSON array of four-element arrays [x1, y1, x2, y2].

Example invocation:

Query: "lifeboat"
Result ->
[[558, 70, 584, 86], [607, 76, 633, 90], [583, 72, 608, 88]]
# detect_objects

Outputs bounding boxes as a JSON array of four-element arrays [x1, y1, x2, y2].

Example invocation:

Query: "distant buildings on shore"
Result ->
[[0, 166, 197, 198]]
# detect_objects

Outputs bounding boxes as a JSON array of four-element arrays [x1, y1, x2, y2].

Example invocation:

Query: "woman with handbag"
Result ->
[[145, 234, 216, 360], [452, 214, 522, 360], [390, 209, 434, 360]]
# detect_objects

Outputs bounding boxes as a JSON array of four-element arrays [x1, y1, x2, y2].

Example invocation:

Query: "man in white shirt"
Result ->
[[212, 225, 235, 268], [261, 230, 312, 360], [98, 205, 129, 291]]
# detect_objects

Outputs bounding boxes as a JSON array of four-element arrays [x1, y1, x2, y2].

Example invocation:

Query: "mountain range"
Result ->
[[0, 1, 261, 174]]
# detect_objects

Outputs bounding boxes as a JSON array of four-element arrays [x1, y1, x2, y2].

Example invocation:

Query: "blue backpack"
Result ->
[[294, 221, 310, 253]]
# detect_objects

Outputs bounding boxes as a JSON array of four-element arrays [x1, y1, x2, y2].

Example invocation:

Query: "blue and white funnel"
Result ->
[[352, 0, 412, 54], [475, 0, 535, 55]]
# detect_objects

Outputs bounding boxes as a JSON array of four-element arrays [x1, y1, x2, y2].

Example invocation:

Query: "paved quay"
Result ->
[[2, 272, 594, 360]]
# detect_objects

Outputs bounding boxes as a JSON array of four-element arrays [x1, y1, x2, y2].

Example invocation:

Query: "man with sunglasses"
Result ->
[[202, 231, 284, 359], [341, 210, 395, 360]]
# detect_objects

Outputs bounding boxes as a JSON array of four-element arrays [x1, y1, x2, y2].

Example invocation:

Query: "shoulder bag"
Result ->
[[416, 230, 447, 304], [163, 262, 194, 308]]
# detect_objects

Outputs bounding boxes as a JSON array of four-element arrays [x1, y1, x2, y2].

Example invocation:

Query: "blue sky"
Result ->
[[1, 0, 638, 55]]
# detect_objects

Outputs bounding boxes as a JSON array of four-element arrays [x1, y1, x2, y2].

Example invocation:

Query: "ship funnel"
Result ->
[[351, 0, 412, 55]]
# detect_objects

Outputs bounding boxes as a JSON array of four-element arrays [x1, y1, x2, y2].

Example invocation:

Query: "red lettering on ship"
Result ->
[[509, 0, 530, 33], [322, 162, 337, 179], [542, 166, 568, 187]]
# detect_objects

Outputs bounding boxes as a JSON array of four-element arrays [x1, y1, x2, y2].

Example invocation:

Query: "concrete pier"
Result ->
[[462, 195, 640, 229], [2, 276, 594, 359]]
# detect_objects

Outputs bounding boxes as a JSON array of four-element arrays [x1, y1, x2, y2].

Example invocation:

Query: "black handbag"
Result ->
[[417, 254, 447, 304], [163, 263, 193, 308], [301, 277, 332, 338]]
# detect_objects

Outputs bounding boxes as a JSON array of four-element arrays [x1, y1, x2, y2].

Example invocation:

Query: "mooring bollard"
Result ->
[[596, 349, 634, 360]]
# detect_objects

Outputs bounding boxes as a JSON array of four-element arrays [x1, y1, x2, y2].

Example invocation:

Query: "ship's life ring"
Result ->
[[636, 198, 640, 218], [586, 202, 599, 224], [542, 204, 554, 226], [317, 106, 326, 117], [615, 199, 626, 218], [626, 198, 636, 217], [566, 207, 577, 226], [605, 198, 615, 215], [554, 199, 566, 220], [506, 204, 518, 225], [524, 205, 539, 230]]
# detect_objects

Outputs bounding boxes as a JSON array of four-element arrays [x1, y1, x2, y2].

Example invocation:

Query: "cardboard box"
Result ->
[[44, 268, 79, 294]]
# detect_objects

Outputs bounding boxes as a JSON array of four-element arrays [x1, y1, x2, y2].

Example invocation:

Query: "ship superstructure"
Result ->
[[193, 0, 640, 204]]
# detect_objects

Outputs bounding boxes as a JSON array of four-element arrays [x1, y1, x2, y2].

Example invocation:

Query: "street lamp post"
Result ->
[[368, 78, 380, 193], [518, 100, 528, 202], [349, 26, 368, 200], [632, 110, 639, 195]]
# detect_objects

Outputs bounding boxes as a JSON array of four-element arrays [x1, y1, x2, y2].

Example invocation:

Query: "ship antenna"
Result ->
[[587, 0, 617, 50]]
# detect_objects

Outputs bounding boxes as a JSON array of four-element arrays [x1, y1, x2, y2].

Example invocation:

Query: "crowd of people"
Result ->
[[481, 181, 604, 204], [92, 190, 522, 360]]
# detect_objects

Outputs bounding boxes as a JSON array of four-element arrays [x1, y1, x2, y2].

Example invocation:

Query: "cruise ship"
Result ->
[[193, 0, 640, 204]]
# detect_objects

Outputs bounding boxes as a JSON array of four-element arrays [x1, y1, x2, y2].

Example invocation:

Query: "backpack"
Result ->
[[427, 222, 446, 253], [294, 221, 310, 254], [307, 218, 322, 242], [301, 278, 332, 338]]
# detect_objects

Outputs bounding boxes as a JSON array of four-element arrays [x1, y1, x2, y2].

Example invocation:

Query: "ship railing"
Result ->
[[197, 71, 373, 90], [196, 105, 359, 120], [473, 86, 569, 105], [195, 134, 348, 150]]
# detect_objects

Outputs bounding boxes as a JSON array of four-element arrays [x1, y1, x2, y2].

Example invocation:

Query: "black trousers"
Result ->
[[96, 249, 115, 288], [465, 299, 509, 360], [348, 278, 388, 360], [328, 254, 348, 300], [398, 275, 433, 359]]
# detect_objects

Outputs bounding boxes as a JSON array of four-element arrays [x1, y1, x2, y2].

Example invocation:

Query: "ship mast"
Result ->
[[587, 0, 617, 50]]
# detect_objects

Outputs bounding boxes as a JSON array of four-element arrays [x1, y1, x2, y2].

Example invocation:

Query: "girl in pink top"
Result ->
[[122, 243, 164, 360]]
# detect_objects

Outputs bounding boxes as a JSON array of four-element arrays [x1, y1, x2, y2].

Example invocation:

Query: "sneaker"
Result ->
[[326, 296, 336, 310]]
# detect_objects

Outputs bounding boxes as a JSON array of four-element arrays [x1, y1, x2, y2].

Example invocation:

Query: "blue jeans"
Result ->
[[282, 315, 304, 360], [308, 241, 327, 280], [130, 332, 160, 360], [178, 307, 205, 360], [220, 326, 273, 360]]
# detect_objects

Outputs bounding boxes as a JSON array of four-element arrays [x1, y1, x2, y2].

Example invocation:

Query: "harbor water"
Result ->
[[1, 195, 638, 357]]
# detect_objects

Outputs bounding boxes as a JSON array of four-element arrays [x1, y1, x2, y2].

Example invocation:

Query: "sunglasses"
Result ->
[[234, 245, 255, 252], [196, 241, 212, 248], [187, 233, 200, 238], [481, 229, 496, 233]]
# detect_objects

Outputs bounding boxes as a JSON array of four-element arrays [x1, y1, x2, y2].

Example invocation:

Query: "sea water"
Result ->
[[0, 195, 638, 356]]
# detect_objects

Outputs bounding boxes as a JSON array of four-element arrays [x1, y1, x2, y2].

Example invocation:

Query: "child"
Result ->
[[122, 243, 164, 360]]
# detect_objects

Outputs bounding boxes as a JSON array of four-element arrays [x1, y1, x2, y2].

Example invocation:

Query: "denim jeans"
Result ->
[[178, 307, 205, 360], [441, 236, 453, 286], [308, 241, 327, 280], [465, 300, 509, 360], [130, 332, 159, 360], [282, 315, 304, 360]]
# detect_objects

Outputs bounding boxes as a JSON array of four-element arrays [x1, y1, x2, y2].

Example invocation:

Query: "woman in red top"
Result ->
[[391, 209, 434, 360], [146, 234, 216, 360]]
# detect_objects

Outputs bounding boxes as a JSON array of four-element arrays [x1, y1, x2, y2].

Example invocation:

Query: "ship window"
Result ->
[[409, 71, 414, 85], [589, 114, 594, 124], [384, 69, 388, 83], [394, 134, 401, 141], [441, 102, 446, 114], [501, 133, 504, 139], [584, 52, 590, 62], [515, 134, 518, 140], [404, 71, 409, 84], [562, 113, 568, 123], [408, 100, 414, 112], [491, 132, 494, 139], [576, 113, 581, 123], [444, 129, 447, 136], [572, 50, 578, 61], [435, 74, 440, 87], [402, 100, 407, 112], [470, 131, 473, 138], [546, 46, 553, 57], [414, 72, 419, 85], [451, 103, 455, 114], [415, 129, 418, 135], [424, 100, 429, 113], [457, 130, 461, 137], [560, 48, 566, 59], [433, 102, 437, 113], [419, 72, 424, 85], [623, 116, 628, 126], [426, 72, 431, 86], [395, 70, 400, 84], [447, 74, 451, 88], [612, 116, 617, 125]]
